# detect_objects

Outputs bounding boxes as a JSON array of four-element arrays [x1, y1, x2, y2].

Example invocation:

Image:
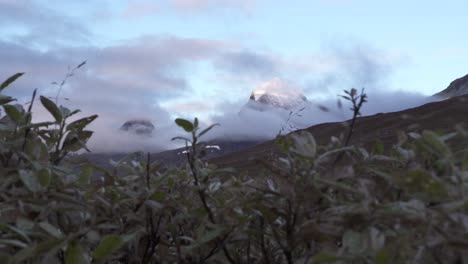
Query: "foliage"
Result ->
[[0, 73, 468, 263]]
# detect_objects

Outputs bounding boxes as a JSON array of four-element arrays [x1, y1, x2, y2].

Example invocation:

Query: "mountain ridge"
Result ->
[[434, 73, 468, 98], [209, 93, 468, 172]]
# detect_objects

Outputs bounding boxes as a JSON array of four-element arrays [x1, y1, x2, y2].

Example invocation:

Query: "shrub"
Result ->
[[0, 73, 467, 263]]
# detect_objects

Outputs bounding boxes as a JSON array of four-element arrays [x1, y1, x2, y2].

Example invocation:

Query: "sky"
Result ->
[[0, 0, 467, 152]]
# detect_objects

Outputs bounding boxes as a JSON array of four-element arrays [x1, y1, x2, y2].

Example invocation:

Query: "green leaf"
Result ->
[[18, 169, 42, 192], [27, 121, 55, 129], [38, 222, 63, 239], [37, 168, 51, 188], [60, 105, 71, 117], [66, 115, 98, 131], [398, 169, 448, 201], [3, 104, 23, 123], [175, 118, 194, 132], [151, 191, 166, 201], [198, 123, 219, 138], [186, 226, 225, 250], [0, 95, 15, 105], [342, 230, 365, 254], [374, 248, 390, 264], [0, 72, 24, 91], [65, 241, 90, 264], [79, 165, 93, 186], [290, 131, 316, 158], [40, 96, 63, 123], [0, 239, 28, 248], [0, 222, 31, 243], [0, 254, 11, 264], [92, 235, 124, 262], [145, 200, 163, 210], [171, 136, 191, 142], [24, 135, 49, 162], [67, 109, 81, 117], [62, 130, 93, 152], [12, 238, 66, 262], [312, 252, 342, 263], [415, 130, 451, 159]]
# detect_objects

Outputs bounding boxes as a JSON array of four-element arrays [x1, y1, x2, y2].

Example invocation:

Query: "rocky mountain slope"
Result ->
[[434, 74, 468, 98]]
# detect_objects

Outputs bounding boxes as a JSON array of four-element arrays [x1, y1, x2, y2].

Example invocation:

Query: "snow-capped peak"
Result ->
[[247, 78, 307, 110]]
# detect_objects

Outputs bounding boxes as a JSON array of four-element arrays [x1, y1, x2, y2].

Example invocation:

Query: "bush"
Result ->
[[0, 73, 468, 263]]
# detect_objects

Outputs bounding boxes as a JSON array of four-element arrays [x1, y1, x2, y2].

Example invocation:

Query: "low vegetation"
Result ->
[[0, 73, 467, 263]]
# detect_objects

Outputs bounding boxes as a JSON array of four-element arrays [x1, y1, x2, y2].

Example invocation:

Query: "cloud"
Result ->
[[201, 78, 435, 142], [162, 99, 217, 115], [0, 0, 91, 48], [214, 50, 280, 79], [0, 35, 224, 98], [0, 35, 227, 152], [289, 41, 408, 97]]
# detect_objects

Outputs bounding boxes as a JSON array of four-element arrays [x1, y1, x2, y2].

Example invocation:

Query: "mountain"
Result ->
[[84, 94, 467, 171], [84, 76, 468, 172], [434, 74, 468, 98], [240, 78, 307, 112], [209, 94, 468, 173], [120, 119, 155, 135]]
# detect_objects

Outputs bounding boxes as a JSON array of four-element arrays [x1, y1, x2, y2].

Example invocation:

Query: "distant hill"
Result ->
[[81, 140, 260, 168]]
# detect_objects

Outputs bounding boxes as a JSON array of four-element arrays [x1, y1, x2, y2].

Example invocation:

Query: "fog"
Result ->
[[78, 89, 436, 153], [3, 38, 439, 154], [204, 90, 436, 141]]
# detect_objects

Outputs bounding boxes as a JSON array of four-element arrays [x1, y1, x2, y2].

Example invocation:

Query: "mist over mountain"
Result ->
[[203, 77, 436, 143], [85, 75, 444, 154], [84, 70, 468, 155], [241, 78, 308, 111]]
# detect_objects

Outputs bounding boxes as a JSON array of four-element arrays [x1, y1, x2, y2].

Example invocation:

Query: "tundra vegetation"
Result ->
[[0, 72, 467, 263]]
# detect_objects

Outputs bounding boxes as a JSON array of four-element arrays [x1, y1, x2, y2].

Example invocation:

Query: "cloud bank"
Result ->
[[203, 79, 435, 142], [0, 35, 433, 153]]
